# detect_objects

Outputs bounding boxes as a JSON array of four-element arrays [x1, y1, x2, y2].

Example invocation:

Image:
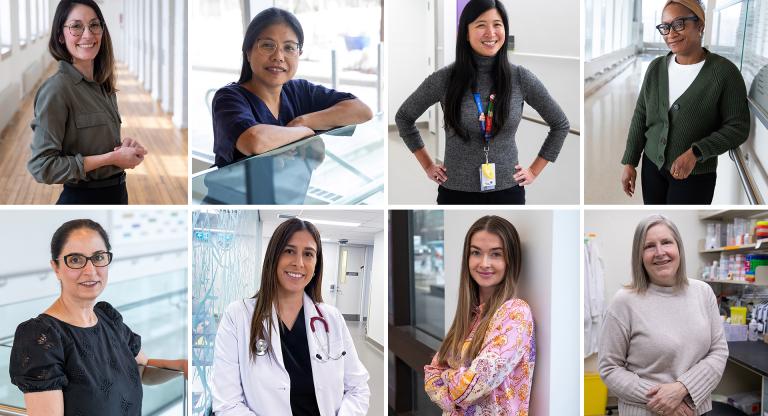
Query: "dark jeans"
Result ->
[[437, 185, 525, 205], [641, 154, 716, 205], [57, 181, 129, 205]]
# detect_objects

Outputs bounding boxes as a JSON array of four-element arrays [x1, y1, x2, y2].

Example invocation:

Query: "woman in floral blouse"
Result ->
[[424, 215, 535, 415]]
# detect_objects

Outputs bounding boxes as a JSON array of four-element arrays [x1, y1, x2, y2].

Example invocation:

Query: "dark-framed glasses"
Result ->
[[60, 251, 113, 269], [255, 39, 302, 57], [656, 16, 698, 35], [63, 21, 104, 37]]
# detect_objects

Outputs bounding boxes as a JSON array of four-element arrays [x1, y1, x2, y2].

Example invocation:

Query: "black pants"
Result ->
[[641, 154, 716, 205], [57, 181, 129, 205], [437, 185, 525, 205]]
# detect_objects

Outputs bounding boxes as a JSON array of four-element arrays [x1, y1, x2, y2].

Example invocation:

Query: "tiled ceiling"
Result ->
[[260, 209, 385, 246]]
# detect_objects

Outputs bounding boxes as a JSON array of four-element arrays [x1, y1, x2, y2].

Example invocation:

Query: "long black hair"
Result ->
[[238, 7, 304, 84], [445, 0, 512, 141]]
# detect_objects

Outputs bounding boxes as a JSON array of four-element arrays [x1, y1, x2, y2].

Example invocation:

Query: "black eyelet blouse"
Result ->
[[9, 301, 142, 416]]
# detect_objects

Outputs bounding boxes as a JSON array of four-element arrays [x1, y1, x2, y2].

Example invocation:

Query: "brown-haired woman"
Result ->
[[424, 215, 535, 414], [27, 0, 148, 204], [8, 219, 187, 416], [599, 215, 727, 415], [211, 218, 370, 415]]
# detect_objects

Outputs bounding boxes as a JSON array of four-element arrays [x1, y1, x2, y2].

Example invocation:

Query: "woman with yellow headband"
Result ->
[[620, 0, 750, 205]]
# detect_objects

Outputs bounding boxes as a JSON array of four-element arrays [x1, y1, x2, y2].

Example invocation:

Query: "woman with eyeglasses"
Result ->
[[9, 219, 187, 416], [28, 0, 148, 204], [599, 215, 727, 415], [395, 0, 570, 205], [424, 215, 535, 414], [211, 8, 373, 168], [211, 218, 370, 415], [620, 0, 750, 204]]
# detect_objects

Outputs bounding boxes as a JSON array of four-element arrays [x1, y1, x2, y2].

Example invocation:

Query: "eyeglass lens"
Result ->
[[64, 252, 112, 268]]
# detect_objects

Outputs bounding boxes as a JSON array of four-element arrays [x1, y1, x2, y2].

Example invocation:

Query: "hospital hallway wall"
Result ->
[[584, 0, 768, 205], [0, 0, 188, 204]]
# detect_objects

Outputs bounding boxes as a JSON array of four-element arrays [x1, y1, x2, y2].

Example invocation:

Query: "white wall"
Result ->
[[443, 209, 580, 415], [0, 1, 52, 132], [367, 230, 387, 346], [584, 209, 705, 308], [386, 0, 431, 125]]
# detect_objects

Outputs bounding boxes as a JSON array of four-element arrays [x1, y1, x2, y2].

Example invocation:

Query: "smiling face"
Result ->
[[468, 230, 507, 302], [661, 3, 703, 56], [642, 224, 681, 287], [467, 8, 505, 57], [51, 228, 109, 301], [60, 3, 102, 67], [275, 230, 318, 296], [247, 23, 300, 89]]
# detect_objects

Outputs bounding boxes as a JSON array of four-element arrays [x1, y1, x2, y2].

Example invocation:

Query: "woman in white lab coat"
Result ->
[[212, 218, 370, 416]]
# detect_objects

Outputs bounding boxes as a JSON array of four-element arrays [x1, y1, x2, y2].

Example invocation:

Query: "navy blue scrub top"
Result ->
[[212, 79, 356, 167]]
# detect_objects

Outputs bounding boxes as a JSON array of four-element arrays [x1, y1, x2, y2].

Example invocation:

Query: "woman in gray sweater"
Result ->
[[599, 215, 728, 416], [395, 0, 569, 205]]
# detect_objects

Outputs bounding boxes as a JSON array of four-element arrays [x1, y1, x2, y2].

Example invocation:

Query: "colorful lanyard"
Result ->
[[473, 92, 495, 162]]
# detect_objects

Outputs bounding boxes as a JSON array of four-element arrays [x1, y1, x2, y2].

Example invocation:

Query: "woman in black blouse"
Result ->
[[9, 219, 187, 416]]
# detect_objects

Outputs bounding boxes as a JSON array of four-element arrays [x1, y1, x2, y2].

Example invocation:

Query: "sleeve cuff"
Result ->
[[74, 153, 87, 180], [677, 369, 716, 407]]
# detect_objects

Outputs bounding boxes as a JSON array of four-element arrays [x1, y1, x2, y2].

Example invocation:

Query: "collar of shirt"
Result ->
[[59, 60, 94, 85]]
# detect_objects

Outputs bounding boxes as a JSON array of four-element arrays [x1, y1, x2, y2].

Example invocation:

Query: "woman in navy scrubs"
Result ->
[[212, 8, 373, 168]]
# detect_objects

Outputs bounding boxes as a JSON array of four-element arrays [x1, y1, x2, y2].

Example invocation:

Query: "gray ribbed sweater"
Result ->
[[598, 279, 728, 416], [395, 54, 569, 192]]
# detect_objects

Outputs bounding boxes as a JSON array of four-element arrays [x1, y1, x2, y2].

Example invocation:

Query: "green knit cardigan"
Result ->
[[621, 50, 750, 175]]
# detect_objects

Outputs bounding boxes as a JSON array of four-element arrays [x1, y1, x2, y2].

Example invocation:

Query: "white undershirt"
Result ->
[[668, 54, 705, 109]]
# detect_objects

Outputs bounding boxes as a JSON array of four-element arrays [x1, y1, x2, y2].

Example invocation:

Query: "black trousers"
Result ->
[[57, 181, 129, 205], [437, 185, 525, 205], [641, 154, 716, 205]]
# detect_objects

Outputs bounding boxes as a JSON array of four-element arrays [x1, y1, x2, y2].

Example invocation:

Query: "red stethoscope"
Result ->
[[309, 303, 346, 362]]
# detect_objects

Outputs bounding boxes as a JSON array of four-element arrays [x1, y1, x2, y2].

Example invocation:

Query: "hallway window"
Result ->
[[411, 210, 445, 339], [0, 0, 11, 55], [29, 0, 36, 40], [18, 0, 27, 46]]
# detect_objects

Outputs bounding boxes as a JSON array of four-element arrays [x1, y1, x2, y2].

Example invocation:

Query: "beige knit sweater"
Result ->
[[598, 279, 728, 416]]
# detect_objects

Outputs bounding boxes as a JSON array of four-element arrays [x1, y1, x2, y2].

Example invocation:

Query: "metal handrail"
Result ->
[[521, 115, 581, 136], [0, 405, 25, 416], [729, 147, 765, 205]]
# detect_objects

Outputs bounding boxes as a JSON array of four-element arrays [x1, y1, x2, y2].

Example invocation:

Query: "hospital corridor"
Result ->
[[584, 0, 768, 205]]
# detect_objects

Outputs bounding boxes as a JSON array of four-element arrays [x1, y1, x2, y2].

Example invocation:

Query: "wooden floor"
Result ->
[[0, 63, 188, 204]]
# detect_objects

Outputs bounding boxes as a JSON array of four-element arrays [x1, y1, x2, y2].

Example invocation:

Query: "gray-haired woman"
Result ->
[[599, 215, 727, 415]]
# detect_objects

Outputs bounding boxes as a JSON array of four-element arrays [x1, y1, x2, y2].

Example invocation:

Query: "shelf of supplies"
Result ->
[[702, 279, 768, 287], [702, 266, 768, 287], [699, 210, 768, 221], [700, 239, 768, 254]]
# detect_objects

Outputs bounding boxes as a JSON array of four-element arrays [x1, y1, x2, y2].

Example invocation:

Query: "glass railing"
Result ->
[[191, 114, 384, 205], [0, 270, 187, 416]]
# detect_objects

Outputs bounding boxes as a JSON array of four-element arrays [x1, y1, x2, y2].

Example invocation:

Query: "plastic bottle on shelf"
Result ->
[[748, 318, 759, 341]]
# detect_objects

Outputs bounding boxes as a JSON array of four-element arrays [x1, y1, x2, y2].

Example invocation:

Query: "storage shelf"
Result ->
[[702, 279, 768, 287], [699, 210, 768, 221], [700, 239, 768, 254]]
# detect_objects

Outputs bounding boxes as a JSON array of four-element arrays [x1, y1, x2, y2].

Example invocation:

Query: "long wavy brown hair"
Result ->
[[249, 218, 323, 361], [436, 215, 521, 366], [49, 0, 117, 93]]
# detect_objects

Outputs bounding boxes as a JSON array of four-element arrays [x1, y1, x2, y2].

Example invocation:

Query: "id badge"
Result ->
[[479, 163, 496, 191]]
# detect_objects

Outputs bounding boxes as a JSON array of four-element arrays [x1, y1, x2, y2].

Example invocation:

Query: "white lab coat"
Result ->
[[584, 238, 605, 357], [211, 293, 370, 416]]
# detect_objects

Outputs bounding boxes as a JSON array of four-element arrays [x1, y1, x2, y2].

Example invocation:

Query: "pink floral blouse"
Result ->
[[424, 298, 536, 416]]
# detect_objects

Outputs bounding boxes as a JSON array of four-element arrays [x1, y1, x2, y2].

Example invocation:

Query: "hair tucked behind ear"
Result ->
[[445, 0, 512, 141], [436, 215, 521, 366]]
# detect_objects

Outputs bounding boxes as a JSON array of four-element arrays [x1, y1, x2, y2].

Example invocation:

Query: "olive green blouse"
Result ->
[[27, 61, 123, 185]]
